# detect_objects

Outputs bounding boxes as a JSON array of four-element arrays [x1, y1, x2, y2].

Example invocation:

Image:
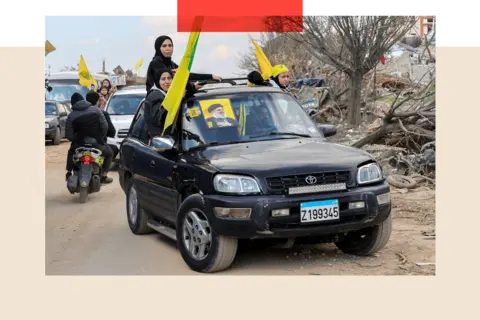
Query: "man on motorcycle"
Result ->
[[65, 92, 113, 184], [86, 90, 119, 159]]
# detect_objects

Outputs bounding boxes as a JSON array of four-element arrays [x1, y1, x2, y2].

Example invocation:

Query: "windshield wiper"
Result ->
[[249, 131, 311, 139]]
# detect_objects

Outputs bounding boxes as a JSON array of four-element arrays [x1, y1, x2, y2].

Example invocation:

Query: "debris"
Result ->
[[395, 252, 408, 264], [414, 262, 435, 267]]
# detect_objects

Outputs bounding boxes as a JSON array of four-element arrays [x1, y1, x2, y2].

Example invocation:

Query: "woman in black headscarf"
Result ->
[[144, 67, 201, 139], [145, 35, 222, 91]]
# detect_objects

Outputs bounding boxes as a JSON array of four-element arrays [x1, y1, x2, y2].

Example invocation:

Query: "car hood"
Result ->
[[190, 138, 373, 177], [109, 115, 135, 128], [45, 116, 57, 122]]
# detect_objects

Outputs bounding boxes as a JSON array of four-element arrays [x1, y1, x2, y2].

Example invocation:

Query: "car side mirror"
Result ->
[[47, 86, 53, 92], [59, 112, 68, 117], [317, 124, 337, 137], [151, 136, 175, 152]]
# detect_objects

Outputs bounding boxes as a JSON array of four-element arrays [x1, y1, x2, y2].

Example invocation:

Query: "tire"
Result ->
[[176, 195, 238, 273], [126, 179, 153, 234], [53, 127, 61, 145], [334, 214, 392, 256], [79, 186, 88, 203]]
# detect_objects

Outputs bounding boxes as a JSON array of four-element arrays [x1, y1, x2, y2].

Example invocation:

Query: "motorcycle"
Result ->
[[66, 145, 104, 203]]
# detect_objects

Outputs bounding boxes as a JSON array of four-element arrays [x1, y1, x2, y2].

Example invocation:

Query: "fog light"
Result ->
[[349, 201, 365, 209], [214, 207, 251, 219], [272, 209, 290, 217], [377, 192, 391, 205]]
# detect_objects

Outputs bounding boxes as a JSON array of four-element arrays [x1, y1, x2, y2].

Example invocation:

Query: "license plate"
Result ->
[[300, 199, 340, 223]]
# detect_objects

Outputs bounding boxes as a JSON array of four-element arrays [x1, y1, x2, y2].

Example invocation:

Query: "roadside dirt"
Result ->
[[45, 141, 435, 275]]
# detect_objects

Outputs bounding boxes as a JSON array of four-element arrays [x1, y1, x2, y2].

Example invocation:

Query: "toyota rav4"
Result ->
[[118, 83, 392, 273]]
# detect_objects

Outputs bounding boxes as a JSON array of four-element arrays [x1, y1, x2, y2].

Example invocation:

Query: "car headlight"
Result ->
[[213, 174, 261, 194], [45, 123, 50, 129], [357, 163, 383, 185]]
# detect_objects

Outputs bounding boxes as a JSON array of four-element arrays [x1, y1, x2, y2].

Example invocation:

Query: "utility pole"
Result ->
[[102, 59, 106, 73]]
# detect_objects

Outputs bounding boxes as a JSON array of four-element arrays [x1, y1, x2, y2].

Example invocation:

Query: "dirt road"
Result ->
[[45, 141, 435, 275]]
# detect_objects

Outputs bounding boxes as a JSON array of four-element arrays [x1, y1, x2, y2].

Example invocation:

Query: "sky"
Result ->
[[45, 16, 262, 78]]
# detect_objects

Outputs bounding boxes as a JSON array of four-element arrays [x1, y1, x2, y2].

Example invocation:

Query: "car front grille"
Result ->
[[266, 171, 351, 195], [117, 129, 129, 138]]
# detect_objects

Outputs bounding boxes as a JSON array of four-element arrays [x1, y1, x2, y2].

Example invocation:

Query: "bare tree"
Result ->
[[237, 33, 325, 82], [265, 16, 417, 126]]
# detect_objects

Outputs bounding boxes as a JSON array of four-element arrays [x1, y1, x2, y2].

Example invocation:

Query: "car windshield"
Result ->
[[45, 102, 57, 116], [106, 94, 144, 115], [181, 91, 323, 150], [46, 84, 88, 102]]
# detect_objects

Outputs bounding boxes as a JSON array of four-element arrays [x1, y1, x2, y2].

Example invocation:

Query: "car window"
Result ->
[[106, 94, 145, 115], [181, 92, 323, 151], [45, 102, 57, 116], [130, 101, 148, 143], [58, 103, 68, 114], [46, 84, 88, 102]]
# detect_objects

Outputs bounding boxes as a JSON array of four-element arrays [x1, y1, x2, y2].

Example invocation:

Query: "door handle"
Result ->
[[149, 160, 156, 167]]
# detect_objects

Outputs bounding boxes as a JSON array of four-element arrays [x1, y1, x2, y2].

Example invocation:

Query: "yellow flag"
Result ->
[[45, 40, 56, 56], [162, 16, 204, 135], [78, 55, 95, 89], [250, 37, 273, 80], [135, 57, 144, 73]]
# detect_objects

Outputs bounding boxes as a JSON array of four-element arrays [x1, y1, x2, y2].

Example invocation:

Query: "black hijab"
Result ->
[[153, 67, 173, 91], [153, 35, 173, 67]]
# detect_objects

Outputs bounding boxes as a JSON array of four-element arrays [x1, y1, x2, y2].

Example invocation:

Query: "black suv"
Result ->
[[118, 84, 392, 273]]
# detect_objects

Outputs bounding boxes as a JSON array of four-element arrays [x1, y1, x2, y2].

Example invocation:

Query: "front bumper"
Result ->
[[45, 126, 56, 139], [203, 180, 391, 239]]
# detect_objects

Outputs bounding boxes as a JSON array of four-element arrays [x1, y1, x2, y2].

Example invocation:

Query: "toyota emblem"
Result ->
[[305, 175, 317, 185]]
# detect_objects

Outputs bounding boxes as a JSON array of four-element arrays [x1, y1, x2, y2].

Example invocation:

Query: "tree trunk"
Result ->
[[347, 72, 364, 126]]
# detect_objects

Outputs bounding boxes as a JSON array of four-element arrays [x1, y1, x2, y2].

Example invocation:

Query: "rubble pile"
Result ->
[[302, 36, 436, 189]]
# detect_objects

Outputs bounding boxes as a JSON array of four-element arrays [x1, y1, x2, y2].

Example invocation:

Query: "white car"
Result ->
[[105, 87, 146, 157]]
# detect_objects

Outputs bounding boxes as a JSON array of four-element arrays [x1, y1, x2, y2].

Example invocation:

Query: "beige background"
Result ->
[[0, 46, 477, 319]]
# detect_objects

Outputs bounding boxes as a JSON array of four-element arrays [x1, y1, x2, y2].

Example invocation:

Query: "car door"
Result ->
[[143, 145, 179, 225], [121, 102, 153, 213], [56, 103, 68, 136]]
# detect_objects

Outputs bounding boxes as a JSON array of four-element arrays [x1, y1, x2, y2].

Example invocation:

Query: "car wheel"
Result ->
[[126, 179, 153, 234], [176, 195, 238, 273], [334, 214, 392, 256], [53, 127, 61, 145]]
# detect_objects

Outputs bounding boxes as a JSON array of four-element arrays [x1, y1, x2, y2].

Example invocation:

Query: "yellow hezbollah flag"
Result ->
[[135, 57, 144, 73], [45, 40, 56, 56], [162, 16, 204, 135], [78, 55, 96, 89], [250, 36, 273, 80]]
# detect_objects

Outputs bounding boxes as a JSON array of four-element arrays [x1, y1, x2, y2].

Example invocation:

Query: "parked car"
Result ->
[[294, 77, 327, 89], [45, 100, 69, 145], [118, 84, 392, 273], [105, 87, 146, 157]]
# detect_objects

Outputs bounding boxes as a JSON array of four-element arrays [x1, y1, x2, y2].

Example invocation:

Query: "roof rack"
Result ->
[[193, 77, 248, 93]]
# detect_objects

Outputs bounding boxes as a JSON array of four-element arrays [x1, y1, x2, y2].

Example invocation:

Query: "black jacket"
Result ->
[[144, 89, 167, 138], [145, 56, 213, 92], [144, 83, 197, 138], [102, 111, 116, 140], [66, 100, 108, 145]]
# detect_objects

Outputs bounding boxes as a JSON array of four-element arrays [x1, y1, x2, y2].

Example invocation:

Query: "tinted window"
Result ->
[[181, 92, 322, 151], [106, 94, 145, 115], [130, 102, 148, 143], [45, 102, 57, 116]]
